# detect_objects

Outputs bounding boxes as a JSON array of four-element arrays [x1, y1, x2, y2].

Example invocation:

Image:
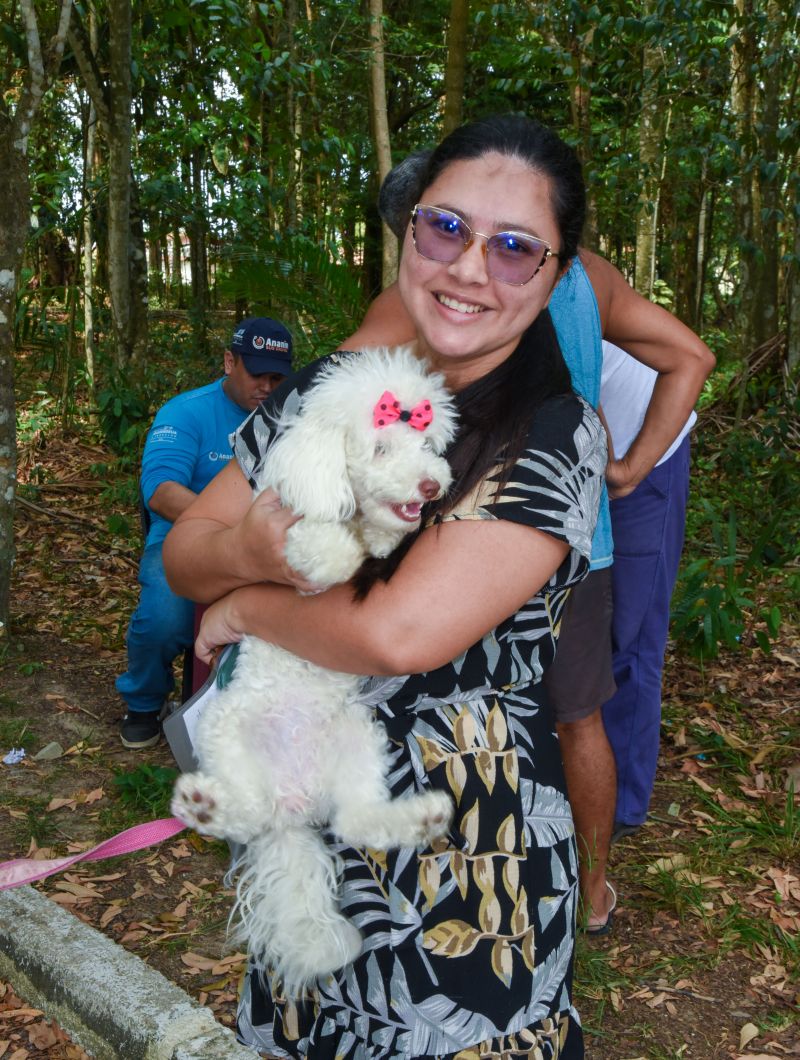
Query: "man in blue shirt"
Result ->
[[117, 317, 293, 749]]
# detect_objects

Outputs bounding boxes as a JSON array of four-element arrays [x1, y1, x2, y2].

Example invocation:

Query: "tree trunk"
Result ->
[[442, 0, 468, 136], [569, 27, 598, 248], [282, 0, 301, 229], [149, 216, 164, 301], [171, 226, 184, 306], [367, 0, 397, 288], [0, 0, 72, 631], [787, 151, 800, 372], [752, 0, 783, 346], [634, 11, 667, 298], [82, 85, 97, 388], [107, 0, 134, 368], [693, 172, 711, 330], [731, 0, 759, 353], [188, 147, 209, 357], [0, 131, 27, 635]]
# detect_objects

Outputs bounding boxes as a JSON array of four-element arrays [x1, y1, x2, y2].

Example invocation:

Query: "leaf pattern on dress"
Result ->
[[236, 391, 602, 1059]]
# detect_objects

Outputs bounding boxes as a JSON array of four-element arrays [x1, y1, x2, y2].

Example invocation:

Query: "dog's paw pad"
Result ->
[[171, 776, 224, 837]]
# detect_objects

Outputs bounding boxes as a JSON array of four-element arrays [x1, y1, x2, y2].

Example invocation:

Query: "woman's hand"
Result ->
[[236, 488, 321, 593], [195, 592, 249, 665], [165, 465, 322, 602]]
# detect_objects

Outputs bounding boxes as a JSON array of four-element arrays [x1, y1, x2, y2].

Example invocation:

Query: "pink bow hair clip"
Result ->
[[373, 391, 433, 431]]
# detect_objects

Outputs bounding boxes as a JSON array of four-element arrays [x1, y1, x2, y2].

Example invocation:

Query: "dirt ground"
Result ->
[[1, 434, 798, 1059]]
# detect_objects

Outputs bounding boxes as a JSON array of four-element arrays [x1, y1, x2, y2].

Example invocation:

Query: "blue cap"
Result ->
[[230, 317, 293, 375]]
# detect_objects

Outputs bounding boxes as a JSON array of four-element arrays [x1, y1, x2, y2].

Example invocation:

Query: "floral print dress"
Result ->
[[232, 355, 606, 1060]]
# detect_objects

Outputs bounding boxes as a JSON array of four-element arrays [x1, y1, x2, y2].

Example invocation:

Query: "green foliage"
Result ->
[[97, 380, 151, 454], [18, 660, 45, 676], [671, 505, 781, 658], [106, 513, 133, 540], [217, 233, 368, 364], [672, 372, 798, 659], [113, 762, 178, 817], [17, 392, 58, 445], [91, 462, 140, 513], [14, 282, 70, 366], [0, 715, 31, 749]]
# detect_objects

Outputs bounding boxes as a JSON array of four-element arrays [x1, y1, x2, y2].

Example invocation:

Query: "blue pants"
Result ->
[[115, 544, 195, 714], [602, 437, 691, 826]]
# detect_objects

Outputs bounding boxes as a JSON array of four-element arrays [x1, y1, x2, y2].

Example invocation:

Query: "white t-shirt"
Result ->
[[601, 341, 696, 465]]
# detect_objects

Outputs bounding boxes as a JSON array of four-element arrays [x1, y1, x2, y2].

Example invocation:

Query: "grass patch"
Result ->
[[112, 762, 179, 817], [8, 795, 60, 847], [0, 716, 34, 749]]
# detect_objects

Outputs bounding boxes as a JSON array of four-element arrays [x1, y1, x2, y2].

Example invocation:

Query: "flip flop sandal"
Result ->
[[584, 881, 617, 937]]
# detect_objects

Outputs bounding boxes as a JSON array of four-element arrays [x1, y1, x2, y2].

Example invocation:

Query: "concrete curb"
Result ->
[[0, 884, 260, 1059]]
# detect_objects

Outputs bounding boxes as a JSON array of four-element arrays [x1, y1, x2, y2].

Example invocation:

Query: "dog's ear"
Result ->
[[265, 414, 356, 523]]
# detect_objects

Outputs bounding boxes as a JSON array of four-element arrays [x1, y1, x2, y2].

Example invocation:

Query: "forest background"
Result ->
[[0, 1, 799, 1058]]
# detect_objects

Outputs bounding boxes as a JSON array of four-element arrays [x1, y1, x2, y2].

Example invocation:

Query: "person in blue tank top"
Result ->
[[116, 318, 293, 750], [344, 149, 714, 935]]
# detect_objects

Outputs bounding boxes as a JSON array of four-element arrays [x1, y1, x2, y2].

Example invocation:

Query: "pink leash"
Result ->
[[0, 817, 187, 891]]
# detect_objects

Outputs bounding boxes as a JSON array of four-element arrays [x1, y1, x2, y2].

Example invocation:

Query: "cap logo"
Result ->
[[252, 335, 265, 349]]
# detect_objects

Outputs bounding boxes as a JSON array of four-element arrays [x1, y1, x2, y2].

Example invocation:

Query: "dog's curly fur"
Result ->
[[171, 346, 458, 991]]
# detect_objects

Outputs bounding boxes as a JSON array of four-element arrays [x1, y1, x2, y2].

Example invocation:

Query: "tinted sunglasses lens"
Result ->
[[486, 233, 548, 284], [413, 207, 468, 263]]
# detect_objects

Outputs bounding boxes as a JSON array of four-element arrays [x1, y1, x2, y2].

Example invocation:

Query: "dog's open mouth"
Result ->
[[390, 501, 423, 523]]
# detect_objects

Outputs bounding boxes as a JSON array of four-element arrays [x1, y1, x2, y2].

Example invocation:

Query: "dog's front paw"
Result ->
[[172, 773, 254, 843], [285, 521, 365, 588]]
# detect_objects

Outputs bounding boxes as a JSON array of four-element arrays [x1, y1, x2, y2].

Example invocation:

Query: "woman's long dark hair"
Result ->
[[354, 115, 585, 596]]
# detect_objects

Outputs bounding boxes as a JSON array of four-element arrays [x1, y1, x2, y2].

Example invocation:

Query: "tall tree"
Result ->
[[367, 0, 397, 288], [0, 0, 72, 632], [730, 0, 759, 352], [69, 1, 148, 366], [634, 3, 669, 298], [107, 0, 147, 366], [81, 3, 99, 388], [442, 0, 468, 136]]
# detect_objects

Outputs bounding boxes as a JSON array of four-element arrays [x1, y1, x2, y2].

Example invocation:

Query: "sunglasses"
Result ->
[[410, 204, 553, 286]]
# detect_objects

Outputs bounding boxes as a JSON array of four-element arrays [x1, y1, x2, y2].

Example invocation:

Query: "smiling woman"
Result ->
[[163, 114, 606, 1060], [398, 155, 564, 389]]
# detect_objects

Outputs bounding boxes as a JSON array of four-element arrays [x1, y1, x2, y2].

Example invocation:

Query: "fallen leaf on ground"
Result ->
[[647, 854, 689, 875], [739, 1023, 760, 1050], [27, 1019, 58, 1048]]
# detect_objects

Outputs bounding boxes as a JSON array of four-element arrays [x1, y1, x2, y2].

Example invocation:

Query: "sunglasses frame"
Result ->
[[410, 203, 553, 286]]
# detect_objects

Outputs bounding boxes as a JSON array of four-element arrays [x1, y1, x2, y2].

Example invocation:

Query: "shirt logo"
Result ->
[[151, 425, 178, 443]]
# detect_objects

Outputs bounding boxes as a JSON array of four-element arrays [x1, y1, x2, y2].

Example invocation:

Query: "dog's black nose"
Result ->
[[419, 478, 441, 499]]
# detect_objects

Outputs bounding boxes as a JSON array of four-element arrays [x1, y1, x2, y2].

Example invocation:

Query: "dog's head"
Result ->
[[264, 345, 458, 535]]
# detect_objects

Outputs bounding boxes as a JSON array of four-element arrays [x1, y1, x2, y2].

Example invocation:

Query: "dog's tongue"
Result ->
[[395, 501, 422, 522]]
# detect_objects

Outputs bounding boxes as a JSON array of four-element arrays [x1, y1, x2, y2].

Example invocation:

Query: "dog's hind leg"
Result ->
[[233, 825, 362, 992], [325, 704, 453, 850]]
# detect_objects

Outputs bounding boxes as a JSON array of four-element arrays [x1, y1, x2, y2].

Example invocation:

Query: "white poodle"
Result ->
[[171, 346, 458, 991]]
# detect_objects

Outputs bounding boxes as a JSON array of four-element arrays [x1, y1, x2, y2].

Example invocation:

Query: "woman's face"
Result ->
[[398, 152, 563, 389]]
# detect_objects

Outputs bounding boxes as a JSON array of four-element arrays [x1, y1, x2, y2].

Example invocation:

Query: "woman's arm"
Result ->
[[580, 249, 715, 497], [194, 517, 570, 676], [162, 460, 318, 602], [338, 283, 416, 351]]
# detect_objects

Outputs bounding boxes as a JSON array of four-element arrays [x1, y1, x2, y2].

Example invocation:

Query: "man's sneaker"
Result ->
[[611, 821, 641, 844], [120, 710, 161, 749]]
